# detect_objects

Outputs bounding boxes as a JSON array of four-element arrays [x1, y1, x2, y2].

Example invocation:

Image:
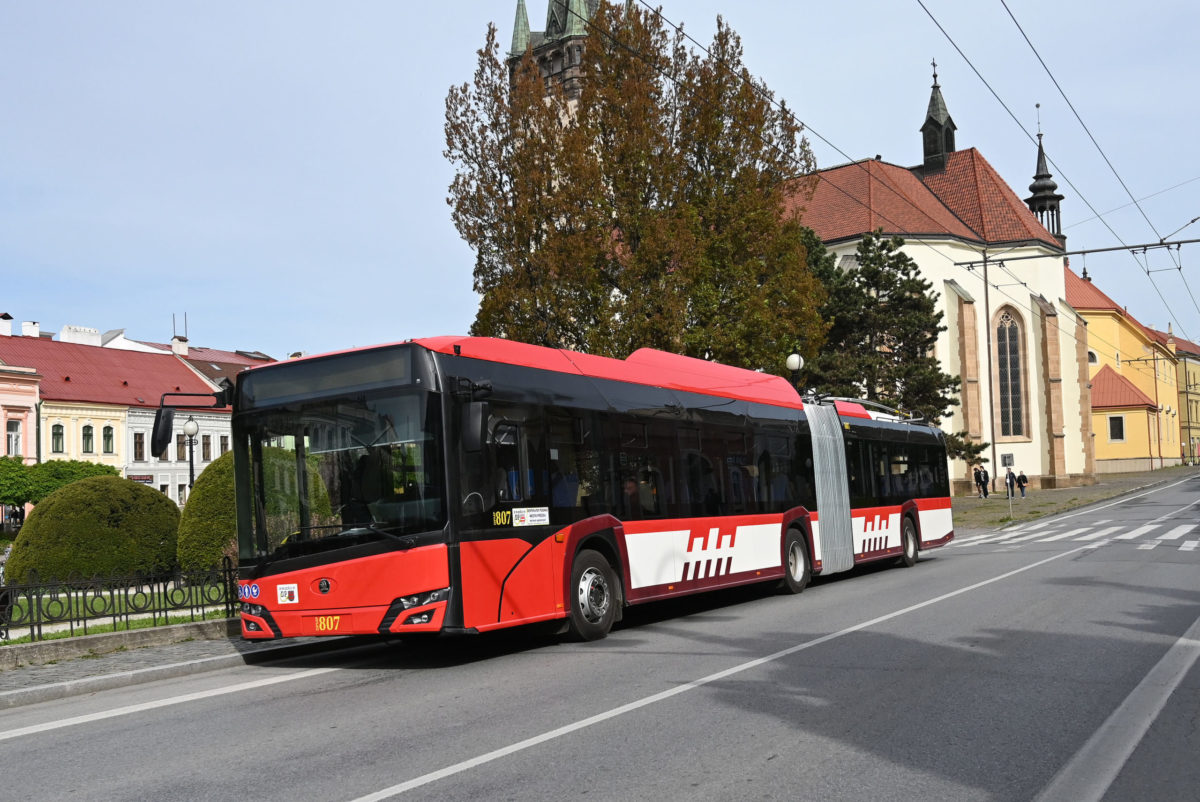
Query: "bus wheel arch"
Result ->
[[565, 547, 620, 641], [779, 525, 812, 594]]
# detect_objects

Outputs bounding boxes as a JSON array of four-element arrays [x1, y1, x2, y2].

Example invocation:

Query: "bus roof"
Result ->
[[415, 336, 806, 412]]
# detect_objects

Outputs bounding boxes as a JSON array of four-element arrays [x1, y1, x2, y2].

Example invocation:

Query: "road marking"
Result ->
[[0, 667, 338, 742], [1181, 540, 1199, 552], [1001, 530, 1062, 543], [1136, 543, 1158, 550], [1074, 526, 1122, 541], [349, 546, 1095, 801], [1033, 611, 1200, 802], [1037, 529, 1091, 542], [1113, 525, 1155, 540], [1157, 525, 1194, 541]]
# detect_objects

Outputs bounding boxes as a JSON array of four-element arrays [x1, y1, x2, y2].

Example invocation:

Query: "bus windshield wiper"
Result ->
[[339, 522, 418, 548]]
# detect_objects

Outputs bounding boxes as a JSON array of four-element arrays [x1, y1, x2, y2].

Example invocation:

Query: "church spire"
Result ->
[[1026, 107, 1066, 247], [510, 0, 530, 57], [920, 60, 957, 173]]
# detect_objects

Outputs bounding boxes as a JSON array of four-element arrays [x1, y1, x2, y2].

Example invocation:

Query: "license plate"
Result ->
[[305, 614, 349, 635]]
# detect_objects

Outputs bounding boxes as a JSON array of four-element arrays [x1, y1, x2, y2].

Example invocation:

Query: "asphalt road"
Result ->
[[3, 473, 1198, 801]]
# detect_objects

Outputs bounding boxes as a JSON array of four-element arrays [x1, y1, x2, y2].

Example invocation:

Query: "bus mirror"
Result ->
[[151, 407, 176, 458], [462, 401, 488, 452]]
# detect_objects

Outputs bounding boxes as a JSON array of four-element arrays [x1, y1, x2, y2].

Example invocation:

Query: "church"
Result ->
[[794, 69, 1095, 492], [505, 2, 1096, 494]]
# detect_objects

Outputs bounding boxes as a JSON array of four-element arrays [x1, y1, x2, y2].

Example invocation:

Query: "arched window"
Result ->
[[52, 423, 65, 453], [996, 308, 1025, 437], [82, 424, 94, 453], [1087, 350, 1098, 365]]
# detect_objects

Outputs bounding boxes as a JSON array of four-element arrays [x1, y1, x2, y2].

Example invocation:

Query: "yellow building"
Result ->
[[1066, 267, 1181, 471]]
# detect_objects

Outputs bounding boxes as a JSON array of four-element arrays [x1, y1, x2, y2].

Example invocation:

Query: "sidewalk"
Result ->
[[2, 464, 1196, 710], [951, 464, 1199, 537]]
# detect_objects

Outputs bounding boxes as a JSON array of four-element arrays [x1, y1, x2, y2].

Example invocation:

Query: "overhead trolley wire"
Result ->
[[549, 1, 1172, 377]]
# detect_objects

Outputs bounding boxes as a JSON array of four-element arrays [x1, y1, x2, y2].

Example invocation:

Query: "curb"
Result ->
[[1, 619, 242, 672], [0, 619, 355, 705]]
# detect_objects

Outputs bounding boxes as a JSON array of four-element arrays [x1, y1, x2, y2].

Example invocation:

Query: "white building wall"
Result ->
[[125, 408, 232, 507]]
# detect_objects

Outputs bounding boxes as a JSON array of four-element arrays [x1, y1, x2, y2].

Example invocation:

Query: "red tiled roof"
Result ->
[[792, 149, 1062, 250], [1064, 266, 1172, 349], [139, 342, 274, 365], [792, 159, 977, 244], [1145, 327, 1200, 358], [1090, 364, 1155, 409], [918, 149, 1060, 247], [0, 335, 223, 409]]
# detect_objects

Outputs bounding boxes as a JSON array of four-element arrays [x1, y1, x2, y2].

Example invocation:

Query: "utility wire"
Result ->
[[914, 0, 1192, 340], [548, 1, 1174, 376]]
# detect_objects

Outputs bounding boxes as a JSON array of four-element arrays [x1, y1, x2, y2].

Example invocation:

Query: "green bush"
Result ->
[[176, 448, 335, 571], [176, 451, 236, 572], [4, 475, 180, 583], [28, 459, 120, 504]]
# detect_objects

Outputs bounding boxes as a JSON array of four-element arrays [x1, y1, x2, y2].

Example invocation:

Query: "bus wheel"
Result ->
[[566, 549, 617, 641], [779, 528, 811, 594], [898, 516, 919, 567]]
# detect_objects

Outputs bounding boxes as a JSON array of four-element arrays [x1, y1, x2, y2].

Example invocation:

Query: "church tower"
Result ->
[[1026, 131, 1066, 247], [920, 61, 956, 173], [508, 0, 597, 99]]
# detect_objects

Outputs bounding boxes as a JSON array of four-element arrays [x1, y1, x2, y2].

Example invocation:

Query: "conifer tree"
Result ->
[[805, 230, 960, 424]]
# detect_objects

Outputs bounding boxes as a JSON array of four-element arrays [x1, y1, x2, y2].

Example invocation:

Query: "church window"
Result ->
[[996, 309, 1025, 437], [1087, 350, 1098, 365]]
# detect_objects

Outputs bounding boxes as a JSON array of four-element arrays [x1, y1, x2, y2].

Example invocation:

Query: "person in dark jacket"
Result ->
[[1017, 470, 1028, 499]]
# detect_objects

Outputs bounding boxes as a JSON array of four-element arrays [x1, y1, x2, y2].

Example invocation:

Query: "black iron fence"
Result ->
[[0, 558, 237, 642]]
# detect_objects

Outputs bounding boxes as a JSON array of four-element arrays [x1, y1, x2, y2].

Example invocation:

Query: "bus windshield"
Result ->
[[238, 389, 445, 562]]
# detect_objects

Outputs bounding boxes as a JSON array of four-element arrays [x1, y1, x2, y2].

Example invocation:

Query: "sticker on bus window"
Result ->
[[513, 507, 550, 527], [277, 584, 299, 604]]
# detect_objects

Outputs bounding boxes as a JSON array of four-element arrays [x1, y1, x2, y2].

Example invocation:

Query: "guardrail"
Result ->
[[0, 558, 236, 642]]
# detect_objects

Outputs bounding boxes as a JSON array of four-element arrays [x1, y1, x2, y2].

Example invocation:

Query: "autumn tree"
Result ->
[[445, 4, 826, 372], [804, 230, 961, 424]]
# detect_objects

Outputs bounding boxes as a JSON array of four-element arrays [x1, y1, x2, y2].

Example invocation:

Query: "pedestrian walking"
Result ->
[[1005, 467, 1016, 499], [1017, 470, 1028, 499], [973, 466, 983, 498], [979, 466, 990, 498]]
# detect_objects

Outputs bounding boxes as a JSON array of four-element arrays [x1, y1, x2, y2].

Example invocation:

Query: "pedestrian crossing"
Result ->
[[952, 519, 1200, 552]]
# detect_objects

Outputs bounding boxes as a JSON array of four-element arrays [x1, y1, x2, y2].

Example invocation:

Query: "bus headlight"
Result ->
[[398, 588, 450, 610]]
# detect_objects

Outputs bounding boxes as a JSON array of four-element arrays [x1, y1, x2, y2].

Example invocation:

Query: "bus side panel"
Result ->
[[494, 536, 559, 627], [851, 505, 903, 561], [913, 497, 954, 547], [621, 514, 785, 604], [459, 539, 547, 630]]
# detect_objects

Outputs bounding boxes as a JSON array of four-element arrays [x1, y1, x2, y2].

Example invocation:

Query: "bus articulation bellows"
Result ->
[[154, 336, 954, 642]]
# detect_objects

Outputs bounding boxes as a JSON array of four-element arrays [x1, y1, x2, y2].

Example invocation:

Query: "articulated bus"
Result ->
[[154, 337, 953, 642]]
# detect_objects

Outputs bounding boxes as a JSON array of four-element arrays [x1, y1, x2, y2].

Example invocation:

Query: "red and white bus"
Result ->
[[156, 336, 953, 641]]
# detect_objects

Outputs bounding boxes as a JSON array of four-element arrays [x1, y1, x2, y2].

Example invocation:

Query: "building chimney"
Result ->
[[171, 335, 189, 357], [21, 321, 40, 338], [60, 325, 102, 346], [0, 312, 12, 337]]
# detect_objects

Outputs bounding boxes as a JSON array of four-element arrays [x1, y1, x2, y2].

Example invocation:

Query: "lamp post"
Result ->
[[786, 352, 805, 394], [183, 416, 199, 491]]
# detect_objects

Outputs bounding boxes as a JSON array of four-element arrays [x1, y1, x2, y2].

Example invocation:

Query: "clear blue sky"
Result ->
[[4, 1, 1199, 359]]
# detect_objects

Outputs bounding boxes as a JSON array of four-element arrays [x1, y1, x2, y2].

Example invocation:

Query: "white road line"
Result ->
[[1181, 540, 1199, 552], [1113, 525, 1156, 541], [1075, 526, 1122, 541], [1000, 531, 1063, 544], [0, 667, 338, 742], [1157, 525, 1195, 541], [1034, 611, 1200, 802], [349, 546, 1095, 801], [1136, 543, 1158, 550], [1037, 529, 1092, 542]]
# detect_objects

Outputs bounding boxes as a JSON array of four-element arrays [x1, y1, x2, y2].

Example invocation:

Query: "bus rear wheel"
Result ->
[[779, 528, 811, 594], [898, 516, 919, 567], [566, 549, 618, 641]]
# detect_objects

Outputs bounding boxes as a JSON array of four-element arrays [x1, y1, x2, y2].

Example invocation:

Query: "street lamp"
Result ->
[[786, 352, 805, 392], [183, 416, 199, 490]]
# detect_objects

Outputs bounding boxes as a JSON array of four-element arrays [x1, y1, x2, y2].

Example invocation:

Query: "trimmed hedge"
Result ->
[[176, 451, 236, 572], [4, 475, 180, 583], [176, 448, 335, 571]]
